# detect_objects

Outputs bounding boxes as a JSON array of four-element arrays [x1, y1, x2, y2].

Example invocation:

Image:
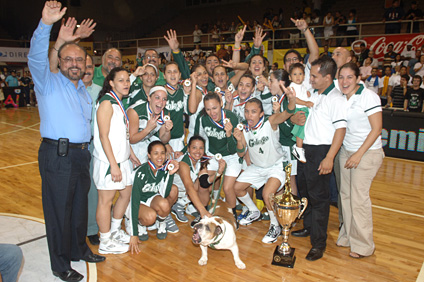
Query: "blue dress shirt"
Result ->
[[28, 20, 92, 143]]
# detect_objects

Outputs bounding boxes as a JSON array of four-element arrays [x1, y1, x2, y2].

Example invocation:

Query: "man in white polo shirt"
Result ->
[[291, 56, 347, 261]]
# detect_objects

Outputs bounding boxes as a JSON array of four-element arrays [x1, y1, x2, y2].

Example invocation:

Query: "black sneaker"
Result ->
[[190, 215, 201, 228]]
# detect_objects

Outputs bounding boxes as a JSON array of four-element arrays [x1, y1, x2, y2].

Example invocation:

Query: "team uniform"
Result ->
[[237, 117, 290, 189], [128, 162, 175, 236], [276, 94, 298, 175], [173, 153, 202, 198], [194, 109, 241, 177], [165, 85, 188, 152], [129, 101, 170, 164], [337, 85, 383, 256], [297, 82, 348, 251], [125, 75, 149, 108], [253, 85, 273, 116], [93, 93, 133, 190], [230, 95, 252, 123], [187, 86, 207, 142]]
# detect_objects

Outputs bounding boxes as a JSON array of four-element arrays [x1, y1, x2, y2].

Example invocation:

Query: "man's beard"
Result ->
[[61, 67, 84, 81]]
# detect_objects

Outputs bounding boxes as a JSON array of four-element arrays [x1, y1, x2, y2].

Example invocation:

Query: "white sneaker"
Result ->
[[292, 146, 306, 163], [99, 238, 129, 254], [157, 221, 167, 240], [111, 229, 131, 244], [262, 224, 282, 244], [138, 224, 148, 241], [239, 210, 261, 226]]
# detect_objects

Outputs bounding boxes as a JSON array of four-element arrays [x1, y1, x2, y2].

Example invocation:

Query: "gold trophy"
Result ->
[[269, 164, 307, 268]]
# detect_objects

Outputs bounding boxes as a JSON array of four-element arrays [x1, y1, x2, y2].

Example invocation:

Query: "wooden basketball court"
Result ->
[[1, 107, 423, 282]]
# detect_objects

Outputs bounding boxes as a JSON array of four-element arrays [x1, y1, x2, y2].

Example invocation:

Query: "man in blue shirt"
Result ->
[[28, 2, 105, 281], [5, 71, 19, 87]]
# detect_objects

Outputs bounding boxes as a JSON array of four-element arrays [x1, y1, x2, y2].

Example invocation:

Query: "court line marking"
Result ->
[[372, 205, 424, 219], [17, 235, 47, 247], [0, 161, 38, 170], [0, 121, 39, 132], [417, 262, 424, 282], [0, 213, 97, 282]]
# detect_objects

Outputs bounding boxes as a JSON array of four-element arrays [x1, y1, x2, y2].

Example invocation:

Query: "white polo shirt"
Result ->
[[303, 82, 347, 145], [343, 85, 382, 151]]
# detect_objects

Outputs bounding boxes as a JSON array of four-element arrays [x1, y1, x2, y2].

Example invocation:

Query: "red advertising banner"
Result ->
[[352, 34, 424, 59]]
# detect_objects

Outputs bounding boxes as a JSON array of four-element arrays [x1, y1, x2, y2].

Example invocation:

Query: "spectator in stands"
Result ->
[[360, 58, 373, 81], [211, 25, 220, 42], [351, 55, 360, 67], [358, 43, 369, 66], [404, 75, 424, 112], [368, 50, 379, 68], [408, 49, 421, 76], [0, 77, 4, 108], [391, 54, 403, 69], [193, 24, 202, 44], [383, 44, 398, 68], [413, 54, 424, 77], [383, 0, 405, 34], [365, 67, 383, 95], [388, 74, 409, 108], [192, 44, 202, 62], [380, 66, 393, 106], [270, 62, 278, 73], [290, 12, 301, 48], [320, 45, 332, 57], [345, 9, 358, 47], [405, 1, 423, 33], [334, 11, 347, 47], [5, 70, 19, 87], [389, 66, 409, 96], [136, 53, 142, 67], [311, 9, 322, 46], [198, 52, 206, 64], [323, 11, 334, 46], [217, 44, 229, 60], [401, 44, 415, 66]]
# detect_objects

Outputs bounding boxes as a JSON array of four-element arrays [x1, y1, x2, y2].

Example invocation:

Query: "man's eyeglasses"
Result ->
[[60, 57, 85, 64]]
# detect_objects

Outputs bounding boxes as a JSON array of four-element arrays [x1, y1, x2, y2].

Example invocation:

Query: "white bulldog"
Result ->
[[192, 200, 246, 269]]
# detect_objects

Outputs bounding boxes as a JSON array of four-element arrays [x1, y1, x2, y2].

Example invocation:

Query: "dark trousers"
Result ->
[[38, 142, 92, 272], [297, 144, 331, 250]]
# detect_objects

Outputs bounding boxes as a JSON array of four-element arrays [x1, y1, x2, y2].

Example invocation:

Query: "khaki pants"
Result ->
[[337, 146, 384, 256]]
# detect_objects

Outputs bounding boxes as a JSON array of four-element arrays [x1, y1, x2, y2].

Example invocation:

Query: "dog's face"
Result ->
[[192, 216, 224, 246]]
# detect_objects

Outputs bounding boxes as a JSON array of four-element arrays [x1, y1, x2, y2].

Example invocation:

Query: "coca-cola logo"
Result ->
[[360, 34, 424, 59], [351, 40, 367, 55]]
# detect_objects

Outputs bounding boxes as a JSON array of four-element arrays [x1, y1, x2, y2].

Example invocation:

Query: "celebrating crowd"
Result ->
[[17, 1, 421, 281]]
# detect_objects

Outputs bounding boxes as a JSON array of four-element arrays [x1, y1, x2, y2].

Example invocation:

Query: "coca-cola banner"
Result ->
[[351, 34, 424, 59]]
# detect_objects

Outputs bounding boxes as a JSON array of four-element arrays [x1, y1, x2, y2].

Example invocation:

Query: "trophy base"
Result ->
[[271, 246, 296, 268]]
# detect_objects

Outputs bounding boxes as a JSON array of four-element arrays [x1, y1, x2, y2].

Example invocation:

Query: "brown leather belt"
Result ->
[[41, 138, 89, 150]]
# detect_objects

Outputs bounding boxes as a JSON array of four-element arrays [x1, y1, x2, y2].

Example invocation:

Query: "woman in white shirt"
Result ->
[[336, 62, 384, 259]]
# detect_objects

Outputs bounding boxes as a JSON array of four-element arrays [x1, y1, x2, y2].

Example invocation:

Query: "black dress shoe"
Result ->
[[306, 248, 324, 261], [291, 228, 310, 237], [53, 269, 83, 282], [88, 234, 100, 245], [82, 253, 106, 263]]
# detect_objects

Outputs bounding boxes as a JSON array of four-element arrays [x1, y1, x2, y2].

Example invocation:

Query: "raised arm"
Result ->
[[232, 25, 247, 64], [28, 1, 67, 94], [164, 29, 191, 79], [291, 18, 319, 63]]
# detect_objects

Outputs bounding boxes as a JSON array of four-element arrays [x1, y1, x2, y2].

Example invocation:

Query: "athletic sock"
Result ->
[[268, 209, 279, 226], [238, 193, 260, 213], [157, 215, 166, 222], [110, 217, 122, 233], [99, 231, 111, 241]]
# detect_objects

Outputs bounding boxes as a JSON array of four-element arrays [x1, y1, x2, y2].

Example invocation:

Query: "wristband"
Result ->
[[287, 107, 295, 114], [302, 27, 309, 33], [216, 172, 222, 178], [172, 49, 181, 54], [236, 146, 245, 153], [233, 47, 241, 51]]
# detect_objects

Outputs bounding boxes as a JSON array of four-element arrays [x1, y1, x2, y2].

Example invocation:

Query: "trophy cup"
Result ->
[[269, 164, 307, 268]]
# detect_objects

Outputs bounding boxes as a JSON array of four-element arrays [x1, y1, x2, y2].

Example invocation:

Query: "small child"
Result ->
[[289, 63, 314, 163]]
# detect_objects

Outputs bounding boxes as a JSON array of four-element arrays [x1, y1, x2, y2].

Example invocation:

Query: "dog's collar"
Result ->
[[208, 224, 226, 250]]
